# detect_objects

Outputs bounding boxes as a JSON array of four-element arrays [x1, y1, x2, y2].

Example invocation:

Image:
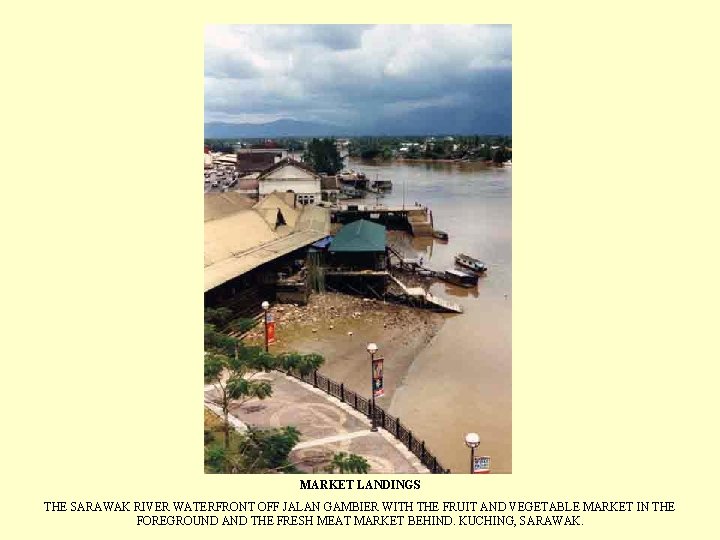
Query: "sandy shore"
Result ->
[[244, 293, 446, 405]]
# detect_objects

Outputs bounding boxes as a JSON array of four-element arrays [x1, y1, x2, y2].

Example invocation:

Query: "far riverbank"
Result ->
[[354, 157, 508, 166]]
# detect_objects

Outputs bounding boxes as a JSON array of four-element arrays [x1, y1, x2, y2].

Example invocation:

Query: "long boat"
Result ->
[[442, 269, 479, 288], [455, 253, 488, 273]]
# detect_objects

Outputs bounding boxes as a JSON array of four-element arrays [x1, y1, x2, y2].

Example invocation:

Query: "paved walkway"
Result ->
[[205, 372, 428, 474]]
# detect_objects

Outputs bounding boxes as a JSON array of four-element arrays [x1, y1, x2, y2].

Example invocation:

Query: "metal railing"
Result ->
[[279, 368, 451, 474]]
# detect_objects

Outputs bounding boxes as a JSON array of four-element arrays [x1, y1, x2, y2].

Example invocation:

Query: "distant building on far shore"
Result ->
[[236, 147, 289, 173]]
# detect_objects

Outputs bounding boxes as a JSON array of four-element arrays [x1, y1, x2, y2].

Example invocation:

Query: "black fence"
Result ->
[[280, 368, 451, 474]]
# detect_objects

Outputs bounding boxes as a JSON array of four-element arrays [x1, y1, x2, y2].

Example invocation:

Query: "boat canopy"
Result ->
[[446, 269, 472, 277]]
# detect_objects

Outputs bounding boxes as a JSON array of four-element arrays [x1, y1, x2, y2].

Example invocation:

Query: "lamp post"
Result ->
[[261, 300, 270, 353], [367, 342, 378, 431], [465, 432, 480, 474]]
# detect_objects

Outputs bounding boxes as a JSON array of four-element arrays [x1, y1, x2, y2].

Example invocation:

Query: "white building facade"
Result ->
[[257, 159, 322, 205]]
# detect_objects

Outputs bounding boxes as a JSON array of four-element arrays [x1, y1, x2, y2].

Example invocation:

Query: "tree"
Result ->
[[492, 146, 508, 164], [325, 452, 370, 474], [276, 352, 324, 377], [205, 425, 302, 474], [205, 423, 371, 474], [204, 347, 275, 450], [303, 138, 343, 174], [205, 308, 256, 336], [359, 147, 382, 159], [204, 323, 237, 356], [205, 311, 381, 474], [235, 426, 302, 473], [204, 320, 326, 452], [204, 307, 233, 327], [204, 444, 228, 473]]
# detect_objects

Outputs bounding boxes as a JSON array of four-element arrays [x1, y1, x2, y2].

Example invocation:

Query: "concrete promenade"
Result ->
[[205, 372, 429, 474]]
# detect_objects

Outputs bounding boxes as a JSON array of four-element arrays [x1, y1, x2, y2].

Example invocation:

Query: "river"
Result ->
[[350, 159, 512, 474]]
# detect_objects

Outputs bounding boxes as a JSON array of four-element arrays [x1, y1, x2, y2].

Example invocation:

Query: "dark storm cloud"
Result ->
[[205, 25, 511, 131]]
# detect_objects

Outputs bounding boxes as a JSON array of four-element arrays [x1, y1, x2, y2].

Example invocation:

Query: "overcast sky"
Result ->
[[205, 25, 511, 132]]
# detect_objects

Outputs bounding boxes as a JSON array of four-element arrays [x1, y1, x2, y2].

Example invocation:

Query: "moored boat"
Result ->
[[433, 229, 449, 241], [455, 253, 487, 273], [370, 179, 393, 192], [442, 269, 479, 288]]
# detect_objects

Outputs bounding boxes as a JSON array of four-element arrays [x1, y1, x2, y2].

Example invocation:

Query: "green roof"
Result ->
[[329, 220, 386, 253]]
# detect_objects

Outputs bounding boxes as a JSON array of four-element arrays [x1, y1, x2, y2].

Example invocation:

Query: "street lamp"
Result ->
[[367, 342, 379, 432], [464, 432, 480, 474], [261, 301, 270, 352]]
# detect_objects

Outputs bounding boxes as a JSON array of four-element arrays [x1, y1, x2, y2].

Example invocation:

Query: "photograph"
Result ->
[[203, 24, 512, 474]]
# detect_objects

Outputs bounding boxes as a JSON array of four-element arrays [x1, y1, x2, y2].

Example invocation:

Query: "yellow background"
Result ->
[[2, 1, 719, 538]]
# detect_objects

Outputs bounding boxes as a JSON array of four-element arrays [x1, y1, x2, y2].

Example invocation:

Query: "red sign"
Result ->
[[372, 358, 384, 398], [266, 313, 276, 344]]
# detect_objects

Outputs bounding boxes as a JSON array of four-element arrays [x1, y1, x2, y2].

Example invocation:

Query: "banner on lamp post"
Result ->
[[372, 357, 384, 398], [266, 313, 276, 344], [473, 455, 491, 474]]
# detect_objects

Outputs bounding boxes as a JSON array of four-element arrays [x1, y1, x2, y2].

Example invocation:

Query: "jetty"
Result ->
[[388, 275, 462, 313], [387, 246, 442, 276], [332, 204, 435, 237]]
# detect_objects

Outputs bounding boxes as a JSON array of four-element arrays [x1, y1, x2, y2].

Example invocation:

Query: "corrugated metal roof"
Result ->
[[258, 157, 319, 180], [329, 220, 386, 253], [205, 204, 330, 292], [204, 192, 256, 222], [254, 192, 299, 229]]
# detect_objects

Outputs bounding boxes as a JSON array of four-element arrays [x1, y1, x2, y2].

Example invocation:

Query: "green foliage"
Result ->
[[225, 377, 273, 402], [204, 310, 326, 465], [204, 444, 227, 473], [325, 452, 370, 474], [277, 352, 325, 377], [205, 308, 256, 336], [225, 318, 257, 335], [204, 352, 227, 383], [237, 426, 302, 473], [204, 344, 277, 451], [302, 138, 343, 175], [204, 425, 302, 474], [359, 147, 382, 159], [492, 146, 508, 164], [204, 349, 277, 397], [204, 307, 234, 327], [204, 429, 215, 445], [204, 324, 237, 356], [232, 346, 276, 372], [204, 139, 235, 153], [344, 134, 512, 162]]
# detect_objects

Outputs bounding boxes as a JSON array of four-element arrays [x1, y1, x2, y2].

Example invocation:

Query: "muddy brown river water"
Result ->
[[351, 159, 512, 473]]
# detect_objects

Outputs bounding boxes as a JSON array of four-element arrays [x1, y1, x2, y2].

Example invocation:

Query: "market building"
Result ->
[[204, 191, 329, 314]]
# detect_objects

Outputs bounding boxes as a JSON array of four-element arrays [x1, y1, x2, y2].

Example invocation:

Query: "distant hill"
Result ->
[[204, 119, 347, 138], [205, 110, 511, 139]]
